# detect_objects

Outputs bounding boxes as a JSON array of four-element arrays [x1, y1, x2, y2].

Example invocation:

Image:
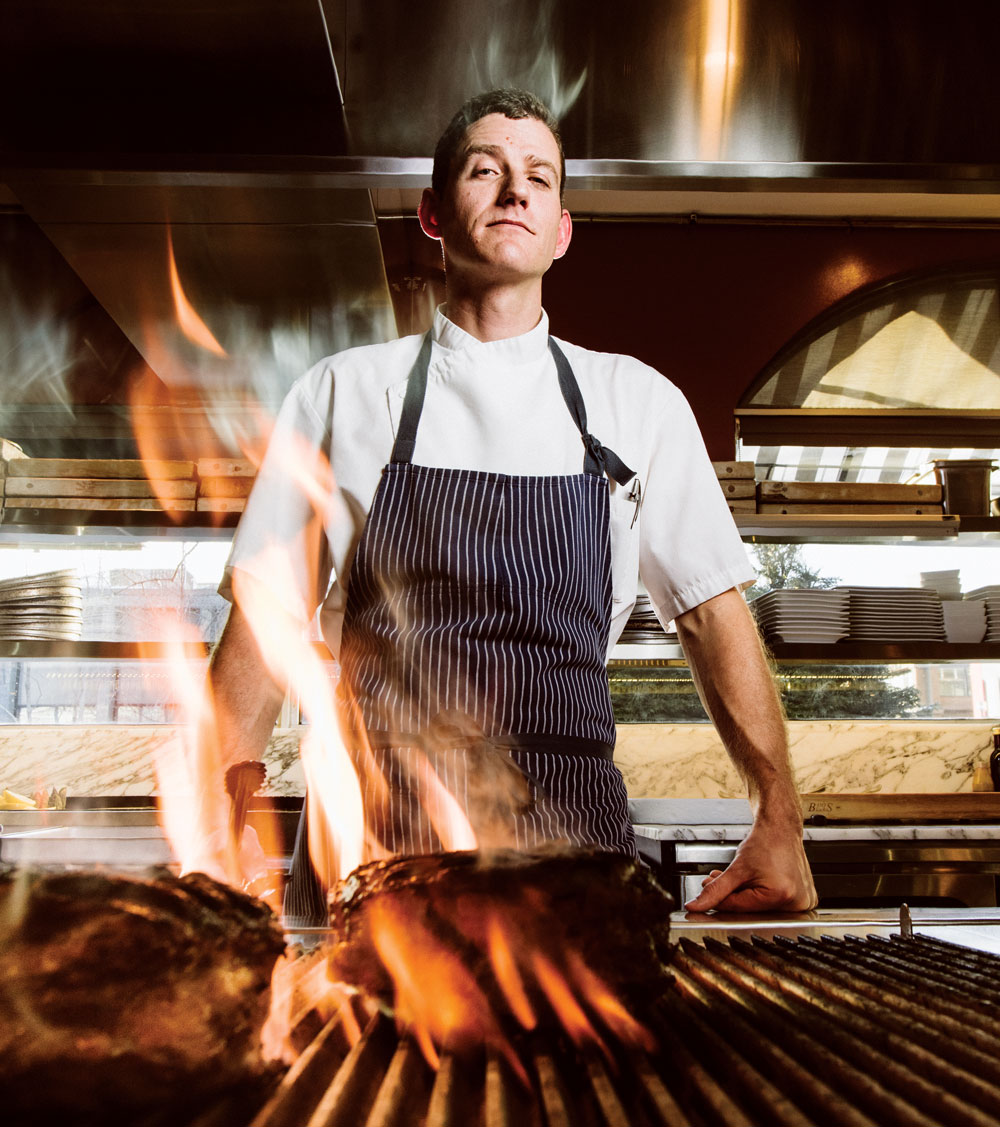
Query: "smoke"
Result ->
[[0, 266, 79, 432], [470, 2, 586, 119]]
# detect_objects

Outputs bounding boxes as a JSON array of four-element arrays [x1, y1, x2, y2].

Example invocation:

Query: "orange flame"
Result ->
[[166, 228, 227, 357], [408, 750, 478, 852], [486, 913, 536, 1031], [346, 867, 655, 1067], [145, 614, 238, 884], [368, 897, 509, 1070], [231, 555, 371, 886]]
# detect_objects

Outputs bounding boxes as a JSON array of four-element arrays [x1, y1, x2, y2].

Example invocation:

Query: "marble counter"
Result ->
[[615, 721, 995, 798], [634, 822, 1000, 843], [0, 719, 996, 801]]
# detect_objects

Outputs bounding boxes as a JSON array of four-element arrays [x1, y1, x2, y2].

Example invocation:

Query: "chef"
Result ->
[[210, 88, 818, 924]]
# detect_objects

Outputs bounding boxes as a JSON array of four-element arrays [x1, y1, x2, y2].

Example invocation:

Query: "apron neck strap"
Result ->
[[390, 332, 433, 464], [549, 338, 635, 486], [390, 331, 635, 487]]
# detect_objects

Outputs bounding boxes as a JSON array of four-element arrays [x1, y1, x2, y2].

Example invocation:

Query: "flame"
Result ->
[[531, 950, 605, 1051], [230, 555, 370, 886], [368, 897, 509, 1070], [348, 865, 655, 1067], [408, 750, 478, 852], [486, 913, 536, 1030], [261, 950, 359, 1064], [166, 228, 227, 357], [145, 615, 238, 884]]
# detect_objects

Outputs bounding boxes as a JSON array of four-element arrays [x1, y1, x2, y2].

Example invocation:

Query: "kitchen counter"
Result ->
[[636, 822, 1000, 842], [632, 797, 1000, 909], [671, 905, 1000, 953]]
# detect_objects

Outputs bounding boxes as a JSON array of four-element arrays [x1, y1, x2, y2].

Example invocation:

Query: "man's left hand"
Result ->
[[683, 818, 818, 913]]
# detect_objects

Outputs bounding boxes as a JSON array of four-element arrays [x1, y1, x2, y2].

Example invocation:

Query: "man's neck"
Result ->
[[442, 282, 544, 343]]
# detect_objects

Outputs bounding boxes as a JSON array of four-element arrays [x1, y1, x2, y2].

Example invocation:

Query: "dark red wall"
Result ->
[[542, 222, 1000, 459], [381, 217, 1000, 461]]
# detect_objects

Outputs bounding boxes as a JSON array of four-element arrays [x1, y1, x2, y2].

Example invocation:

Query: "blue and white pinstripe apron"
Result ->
[[284, 335, 637, 925]]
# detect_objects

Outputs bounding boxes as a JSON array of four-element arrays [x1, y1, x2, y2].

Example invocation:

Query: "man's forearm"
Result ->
[[674, 588, 799, 822], [675, 587, 816, 911], [208, 603, 286, 767]]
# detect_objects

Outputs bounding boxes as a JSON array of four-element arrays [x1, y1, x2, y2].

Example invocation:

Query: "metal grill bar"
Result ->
[[768, 936, 1000, 1086], [669, 945, 878, 1127], [795, 937, 1000, 1045], [674, 939, 938, 1127], [249, 935, 1000, 1127]]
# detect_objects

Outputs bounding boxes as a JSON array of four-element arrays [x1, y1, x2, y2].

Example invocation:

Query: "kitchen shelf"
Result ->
[[0, 640, 210, 660], [0, 507, 239, 541], [736, 514, 1000, 543], [613, 642, 1000, 666], [0, 640, 335, 660], [766, 642, 1000, 663]]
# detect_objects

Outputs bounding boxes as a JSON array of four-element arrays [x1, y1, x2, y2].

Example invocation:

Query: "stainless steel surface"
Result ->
[[3, 0, 1000, 472], [268, 914, 1000, 1125]]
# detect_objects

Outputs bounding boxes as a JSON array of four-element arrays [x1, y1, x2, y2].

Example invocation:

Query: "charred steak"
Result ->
[[0, 866, 285, 1124], [326, 848, 675, 1037]]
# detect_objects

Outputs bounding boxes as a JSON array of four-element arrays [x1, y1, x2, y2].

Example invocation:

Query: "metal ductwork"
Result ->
[[2, 0, 1000, 457]]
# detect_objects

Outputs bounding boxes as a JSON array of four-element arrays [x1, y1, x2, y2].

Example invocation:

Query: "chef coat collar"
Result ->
[[432, 305, 550, 366]]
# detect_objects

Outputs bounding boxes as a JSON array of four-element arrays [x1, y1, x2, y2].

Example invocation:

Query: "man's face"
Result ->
[[419, 113, 572, 287]]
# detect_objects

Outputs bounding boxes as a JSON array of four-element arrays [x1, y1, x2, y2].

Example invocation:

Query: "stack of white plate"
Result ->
[[619, 593, 676, 644], [964, 586, 1000, 642], [942, 600, 987, 643], [0, 569, 83, 640], [920, 569, 962, 600], [750, 588, 849, 644], [838, 586, 946, 641]]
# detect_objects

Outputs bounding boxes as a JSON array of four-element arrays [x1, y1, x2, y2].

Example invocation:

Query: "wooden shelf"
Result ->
[[0, 640, 210, 660], [0, 507, 239, 540], [766, 642, 1000, 663]]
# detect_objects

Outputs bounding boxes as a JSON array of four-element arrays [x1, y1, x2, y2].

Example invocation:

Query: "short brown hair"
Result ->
[[431, 89, 565, 198]]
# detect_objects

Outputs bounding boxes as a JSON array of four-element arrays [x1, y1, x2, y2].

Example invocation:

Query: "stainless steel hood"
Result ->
[[3, 0, 1000, 460], [5, 0, 1000, 193]]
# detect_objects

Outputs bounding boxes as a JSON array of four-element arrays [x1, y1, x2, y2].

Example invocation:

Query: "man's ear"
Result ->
[[418, 188, 444, 241], [553, 208, 573, 261]]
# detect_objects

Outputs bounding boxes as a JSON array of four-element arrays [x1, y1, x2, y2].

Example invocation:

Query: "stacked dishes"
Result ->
[[750, 588, 849, 644], [0, 569, 83, 640], [964, 586, 1000, 642], [838, 585, 946, 642], [920, 569, 962, 600], [942, 599, 987, 643], [619, 593, 676, 644]]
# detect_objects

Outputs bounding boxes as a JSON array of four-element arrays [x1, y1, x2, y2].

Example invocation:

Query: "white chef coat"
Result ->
[[221, 307, 755, 656]]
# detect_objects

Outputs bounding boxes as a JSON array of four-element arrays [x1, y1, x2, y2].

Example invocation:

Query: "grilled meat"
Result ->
[[0, 866, 285, 1125], [326, 848, 675, 1024]]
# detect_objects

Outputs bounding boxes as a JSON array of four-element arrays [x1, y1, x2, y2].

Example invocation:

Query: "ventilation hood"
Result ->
[[2, 0, 1000, 463]]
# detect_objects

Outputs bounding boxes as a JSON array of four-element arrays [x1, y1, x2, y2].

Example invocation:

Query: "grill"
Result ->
[[246, 930, 1000, 1127]]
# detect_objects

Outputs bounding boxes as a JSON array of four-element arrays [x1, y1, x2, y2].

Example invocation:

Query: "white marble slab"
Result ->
[[0, 725, 306, 798], [634, 822, 1000, 842], [0, 719, 996, 801], [616, 721, 995, 798]]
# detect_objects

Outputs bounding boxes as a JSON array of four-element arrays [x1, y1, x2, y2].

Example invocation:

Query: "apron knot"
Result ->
[[582, 431, 635, 488]]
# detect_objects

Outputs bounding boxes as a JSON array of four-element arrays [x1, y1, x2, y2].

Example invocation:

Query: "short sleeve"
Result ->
[[638, 389, 756, 625], [219, 366, 336, 624]]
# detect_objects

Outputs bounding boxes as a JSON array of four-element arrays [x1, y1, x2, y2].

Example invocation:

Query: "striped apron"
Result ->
[[284, 335, 637, 925]]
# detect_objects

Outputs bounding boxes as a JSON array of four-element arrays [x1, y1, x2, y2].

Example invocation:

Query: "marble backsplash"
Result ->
[[0, 721, 995, 800]]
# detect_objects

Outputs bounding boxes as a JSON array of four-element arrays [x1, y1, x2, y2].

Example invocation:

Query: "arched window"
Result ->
[[737, 263, 1000, 485]]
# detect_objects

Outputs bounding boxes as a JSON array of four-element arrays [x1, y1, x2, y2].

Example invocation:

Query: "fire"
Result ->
[[166, 228, 227, 358], [331, 860, 657, 1070], [368, 897, 504, 1069], [146, 615, 238, 884]]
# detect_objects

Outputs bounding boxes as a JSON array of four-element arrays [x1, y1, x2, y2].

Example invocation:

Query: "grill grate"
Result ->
[[247, 935, 1000, 1127]]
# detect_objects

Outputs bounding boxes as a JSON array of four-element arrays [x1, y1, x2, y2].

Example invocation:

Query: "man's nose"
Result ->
[[499, 171, 530, 206]]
